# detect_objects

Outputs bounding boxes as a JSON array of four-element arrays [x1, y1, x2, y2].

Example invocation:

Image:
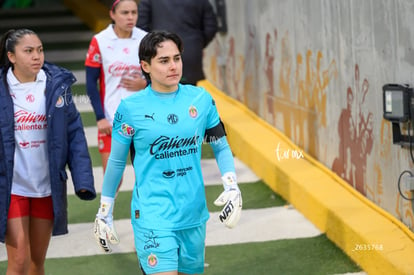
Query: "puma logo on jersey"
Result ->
[[145, 113, 155, 120]]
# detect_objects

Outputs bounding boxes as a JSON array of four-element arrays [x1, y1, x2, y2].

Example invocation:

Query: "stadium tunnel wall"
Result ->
[[64, 0, 414, 273], [203, 0, 414, 235]]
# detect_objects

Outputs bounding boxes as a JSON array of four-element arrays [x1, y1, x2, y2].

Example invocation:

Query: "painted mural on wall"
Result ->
[[396, 188, 414, 229], [207, 25, 261, 115], [262, 29, 337, 158], [202, 0, 414, 230], [332, 65, 374, 196]]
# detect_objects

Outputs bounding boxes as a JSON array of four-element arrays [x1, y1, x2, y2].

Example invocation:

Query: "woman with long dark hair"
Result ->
[[0, 28, 95, 275]]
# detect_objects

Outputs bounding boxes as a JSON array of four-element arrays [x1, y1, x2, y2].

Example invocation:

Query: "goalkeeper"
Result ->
[[94, 30, 242, 275]]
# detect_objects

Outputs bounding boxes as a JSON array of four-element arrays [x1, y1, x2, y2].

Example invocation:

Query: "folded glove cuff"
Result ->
[[221, 172, 238, 191], [99, 195, 115, 217]]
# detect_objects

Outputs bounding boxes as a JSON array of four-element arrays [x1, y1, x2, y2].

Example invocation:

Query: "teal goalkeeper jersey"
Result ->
[[112, 84, 221, 230]]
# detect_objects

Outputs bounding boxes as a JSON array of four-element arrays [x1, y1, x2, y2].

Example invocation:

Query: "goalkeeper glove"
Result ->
[[94, 196, 120, 253], [214, 172, 242, 228]]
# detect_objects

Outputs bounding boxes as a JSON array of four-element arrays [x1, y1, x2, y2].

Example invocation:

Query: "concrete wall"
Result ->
[[203, 0, 414, 230]]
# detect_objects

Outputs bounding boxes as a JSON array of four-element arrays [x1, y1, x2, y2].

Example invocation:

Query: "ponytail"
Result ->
[[0, 29, 14, 69]]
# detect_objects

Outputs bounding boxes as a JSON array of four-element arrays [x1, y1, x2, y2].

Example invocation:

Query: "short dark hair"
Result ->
[[139, 30, 183, 82]]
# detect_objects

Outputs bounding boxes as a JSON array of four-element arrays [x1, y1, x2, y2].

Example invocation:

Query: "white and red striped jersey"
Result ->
[[85, 25, 147, 124]]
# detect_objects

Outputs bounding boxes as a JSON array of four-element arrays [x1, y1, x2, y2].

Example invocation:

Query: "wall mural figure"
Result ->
[[332, 64, 373, 195], [264, 30, 277, 124], [332, 87, 356, 182]]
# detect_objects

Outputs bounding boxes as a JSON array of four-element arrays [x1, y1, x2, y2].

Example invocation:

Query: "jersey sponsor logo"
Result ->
[[108, 62, 140, 77], [18, 140, 45, 149], [162, 170, 175, 178], [150, 136, 199, 153], [189, 105, 198, 118], [167, 113, 179, 124], [120, 123, 135, 137], [109, 61, 129, 76], [15, 110, 47, 123], [176, 166, 192, 177], [14, 110, 47, 131], [19, 141, 30, 149], [30, 140, 46, 148], [153, 146, 198, 159], [162, 166, 193, 178], [150, 135, 200, 159]]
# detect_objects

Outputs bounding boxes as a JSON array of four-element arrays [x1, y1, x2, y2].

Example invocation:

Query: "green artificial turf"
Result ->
[[80, 111, 96, 127], [0, 235, 362, 275], [87, 146, 133, 167], [201, 143, 215, 159], [55, 61, 85, 71], [203, 235, 361, 275], [67, 180, 286, 224], [71, 84, 87, 96], [88, 146, 103, 167]]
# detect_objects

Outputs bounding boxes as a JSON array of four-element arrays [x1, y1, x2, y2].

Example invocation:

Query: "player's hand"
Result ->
[[120, 70, 146, 91], [214, 172, 242, 228], [97, 118, 112, 136], [94, 196, 119, 253]]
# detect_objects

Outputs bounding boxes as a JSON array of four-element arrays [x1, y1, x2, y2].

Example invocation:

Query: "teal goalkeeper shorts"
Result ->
[[133, 223, 207, 274]]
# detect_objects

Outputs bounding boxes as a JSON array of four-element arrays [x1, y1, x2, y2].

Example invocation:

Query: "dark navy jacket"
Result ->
[[137, 0, 218, 85], [0, 62, 96, 243]]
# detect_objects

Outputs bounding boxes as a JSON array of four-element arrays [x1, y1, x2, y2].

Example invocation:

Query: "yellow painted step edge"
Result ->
[[199, 80, 414, 275]]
